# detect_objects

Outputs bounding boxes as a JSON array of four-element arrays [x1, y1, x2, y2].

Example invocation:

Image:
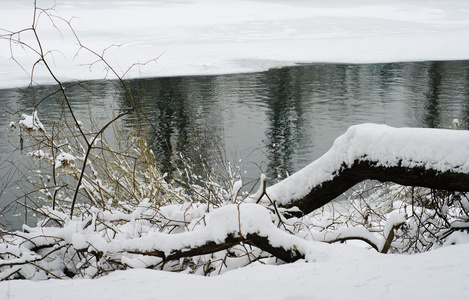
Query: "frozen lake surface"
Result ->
[[1, 0, 469, 88]]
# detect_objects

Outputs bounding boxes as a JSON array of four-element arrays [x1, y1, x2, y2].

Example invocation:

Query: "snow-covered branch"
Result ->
[[262, 124, 469, 214], [118, 204, 304, 263], [0, 204, 309, 279]]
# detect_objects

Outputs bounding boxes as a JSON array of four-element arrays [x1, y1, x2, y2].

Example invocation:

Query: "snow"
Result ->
[[314, 226, 384, 251], [2, 200, 469, 298], [55, 152, 77, 169], [1, 0, 469, 88], [444, 232, 469, 246], [2, 1, 469, 298], [383, 211, 406, 240], [264, 123, 469, 206], [230, 180, 243, 202], [47, 204, 304, 260], [17, 112, 45, 132], [2, 244, 469, 300], [28, 149, 45, 159]]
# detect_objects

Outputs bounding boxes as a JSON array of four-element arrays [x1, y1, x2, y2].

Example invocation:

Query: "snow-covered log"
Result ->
[[118, 204, 304, 263], [0, 204, 310, 279], [262, 124, 469, 214]]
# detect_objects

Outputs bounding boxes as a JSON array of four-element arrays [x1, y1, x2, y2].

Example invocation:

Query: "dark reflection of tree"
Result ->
[[376, 62, 402, 98], [402, 62, 430, 127], [462, 65, 469, 128], [329, 64, 367, 109], [134, 78, 190, 170], [328, 64, 351, 103], [423, 62, 443, 128], [261, 67, 304, 182], [124, 76, 220, 174]]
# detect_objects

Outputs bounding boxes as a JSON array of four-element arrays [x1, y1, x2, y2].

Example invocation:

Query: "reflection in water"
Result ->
[[262, 68, 304, 179], [2, 61, 469, 224], [128, 76, 223, 173], [424, 62, 442, 128], [121, 61, 469, 183], [138, 78, 194, 169]]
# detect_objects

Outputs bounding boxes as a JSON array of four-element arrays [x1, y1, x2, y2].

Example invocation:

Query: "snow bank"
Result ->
[[265, 123, 469, 205], [2, 0, 469, 88], [2, 243, 469, 300]]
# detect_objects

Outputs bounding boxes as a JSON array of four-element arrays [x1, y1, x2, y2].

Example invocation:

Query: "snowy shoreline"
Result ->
[[1, 0, 469, 89]]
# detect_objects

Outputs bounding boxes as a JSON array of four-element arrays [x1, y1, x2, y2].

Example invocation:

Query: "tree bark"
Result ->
[[125, 232, 303, 263], [280, 158, 469, 215]]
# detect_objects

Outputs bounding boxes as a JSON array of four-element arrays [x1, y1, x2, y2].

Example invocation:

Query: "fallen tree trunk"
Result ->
[[125, 232, 303, 264], [282, 159, 469, 215], [261, 124, 469, 215], [117, 204, 306, 264]]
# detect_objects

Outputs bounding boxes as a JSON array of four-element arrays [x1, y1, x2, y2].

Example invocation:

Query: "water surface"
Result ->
[[1, 60, 469, 227]]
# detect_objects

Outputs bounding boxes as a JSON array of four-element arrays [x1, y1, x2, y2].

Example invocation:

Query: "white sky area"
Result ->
[[1, 1, 469, 299], [1, 0, 469, 88]]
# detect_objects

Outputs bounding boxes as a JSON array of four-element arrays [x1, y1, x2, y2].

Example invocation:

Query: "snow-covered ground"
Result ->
[[2, 1, 469, 299], [1, 0, 469, 88], [3, 244, 469, 300]]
